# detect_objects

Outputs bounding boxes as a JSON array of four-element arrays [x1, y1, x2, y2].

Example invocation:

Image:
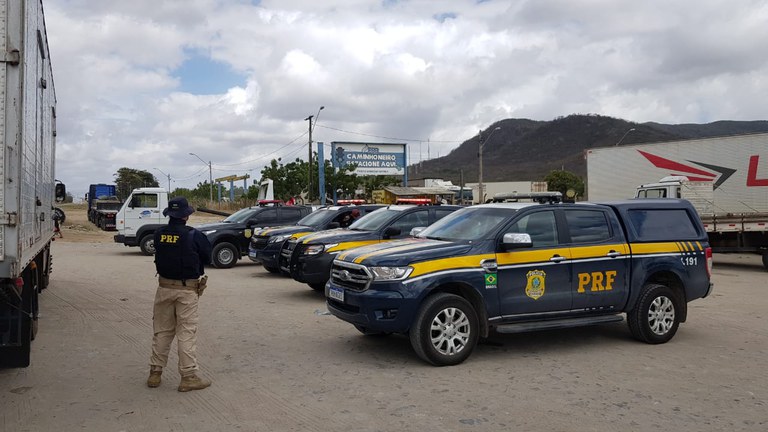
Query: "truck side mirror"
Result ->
[[501, 233, 533, 251], [383, 226, 401, 239], [130, 197, 140, 208], [410, 227, 426, 237], [328, 222, 340, 229]]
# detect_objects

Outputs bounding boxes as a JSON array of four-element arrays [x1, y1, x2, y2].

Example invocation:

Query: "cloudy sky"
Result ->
[[44, 0, 768, 199]]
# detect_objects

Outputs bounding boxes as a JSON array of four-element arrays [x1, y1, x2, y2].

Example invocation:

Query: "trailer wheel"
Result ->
[[139, 235, 156, 255], [212, 242, 238, 268]]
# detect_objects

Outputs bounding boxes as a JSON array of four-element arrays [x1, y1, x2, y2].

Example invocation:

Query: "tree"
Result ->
[[114, 168, 158, 199], [259, 156, 360, 203], [544, 169, 584, 201]]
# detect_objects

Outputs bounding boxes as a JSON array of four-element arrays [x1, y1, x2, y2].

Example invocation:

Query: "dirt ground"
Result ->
[[1, 205, 767, 431]]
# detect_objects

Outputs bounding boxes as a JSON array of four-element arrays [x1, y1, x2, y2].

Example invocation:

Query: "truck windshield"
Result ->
[[349, 208, 404, 232], [223, 208, 259, 223], [297, 209, 334, 227], [417, 207, 512, 241]]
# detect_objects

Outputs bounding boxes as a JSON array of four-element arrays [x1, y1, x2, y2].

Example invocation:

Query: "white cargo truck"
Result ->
[[1, 0, 66, 367], [586, 133, 768, 269]]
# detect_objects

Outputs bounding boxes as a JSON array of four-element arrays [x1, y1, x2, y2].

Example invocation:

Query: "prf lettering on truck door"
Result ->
[[577, 271, 617, 293], [159, 235, 180, 244]]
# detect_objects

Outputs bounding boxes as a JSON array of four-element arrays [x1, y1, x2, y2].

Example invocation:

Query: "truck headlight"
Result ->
[[202, 229, 217, 235], [269, 234, 289, 244], [370, 266, 413, 281], [304, 243, 337, 255]]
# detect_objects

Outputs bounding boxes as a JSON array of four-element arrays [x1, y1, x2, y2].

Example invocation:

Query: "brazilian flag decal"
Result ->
[[484, 273, 497, 289]]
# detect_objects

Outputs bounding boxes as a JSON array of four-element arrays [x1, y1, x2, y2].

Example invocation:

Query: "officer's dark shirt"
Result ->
[[154, 218, 212, 280]]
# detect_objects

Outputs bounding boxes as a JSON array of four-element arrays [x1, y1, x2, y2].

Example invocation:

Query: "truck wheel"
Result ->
[[212, 242, 238, 268], [1, 275, 34, 367], [263, 265, 280, 274], [409, 293, 479, 366], [139, 235, 156, 255], [762, 252, 768, 271], [627, 283, 681, 344]]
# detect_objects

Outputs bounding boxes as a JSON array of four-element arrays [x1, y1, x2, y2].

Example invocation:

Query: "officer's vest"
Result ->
[[154, 224, 201, 280]]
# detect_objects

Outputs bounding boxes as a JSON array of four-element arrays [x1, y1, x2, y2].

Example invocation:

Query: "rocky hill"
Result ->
[[408, 114, 768, 183]]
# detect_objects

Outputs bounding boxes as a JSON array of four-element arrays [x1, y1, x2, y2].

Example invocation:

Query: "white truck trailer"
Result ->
[[586, 133, 768, 269], [1, 0, 65, 367]]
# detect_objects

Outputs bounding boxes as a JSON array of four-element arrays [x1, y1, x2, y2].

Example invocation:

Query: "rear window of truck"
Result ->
[[627, 209, 700, 241]]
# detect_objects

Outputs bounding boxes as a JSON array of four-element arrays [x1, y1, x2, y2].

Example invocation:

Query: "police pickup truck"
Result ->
[[283, 204, 461, 291], [325, 194, 713, 366], [248, 205, 383, 273], [197, 204, 311, 268]]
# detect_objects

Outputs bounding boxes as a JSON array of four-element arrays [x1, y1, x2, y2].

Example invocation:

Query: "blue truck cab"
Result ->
[[283, 204, 462, 291], [325, 196, 713, 366]]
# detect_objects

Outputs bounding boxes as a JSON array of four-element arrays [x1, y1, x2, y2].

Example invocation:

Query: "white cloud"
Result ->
[[43, 0, 768, 198]]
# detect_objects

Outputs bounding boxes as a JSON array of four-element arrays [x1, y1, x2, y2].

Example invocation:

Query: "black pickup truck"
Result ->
[[284, 204, 461, 291], [248, 205, 383, 273], [197, 205, 312, 268], [326, 197, 713, 365]]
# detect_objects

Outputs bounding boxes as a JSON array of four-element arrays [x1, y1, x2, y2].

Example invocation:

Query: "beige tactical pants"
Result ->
[[149, 286, 199, 377]]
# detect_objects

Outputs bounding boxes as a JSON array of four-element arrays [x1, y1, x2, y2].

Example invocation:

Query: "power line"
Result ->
[[212, 131, 309, 167], [317, 124, 462, 143]]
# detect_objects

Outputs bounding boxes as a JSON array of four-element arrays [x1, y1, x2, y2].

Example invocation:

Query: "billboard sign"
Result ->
[[331, 142, 406, 176]]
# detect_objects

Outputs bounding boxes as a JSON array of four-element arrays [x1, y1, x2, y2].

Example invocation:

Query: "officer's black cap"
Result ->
[[163, 197, 195, 219]]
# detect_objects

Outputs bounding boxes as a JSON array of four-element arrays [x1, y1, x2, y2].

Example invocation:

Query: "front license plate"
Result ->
[[328, 286, 344, 302], [248, 250, 258, 258]]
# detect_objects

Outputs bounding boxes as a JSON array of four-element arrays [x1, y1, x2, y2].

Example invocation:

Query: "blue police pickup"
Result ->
[[248, 205, 383, 274], [325, 197, 714, 366], [283, 204, 461, 291]]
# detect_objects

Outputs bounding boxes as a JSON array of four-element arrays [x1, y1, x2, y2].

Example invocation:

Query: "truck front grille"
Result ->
[[252, 236, 269, 249], [331, 261, 372, 291], [279, 239, 298, 272]]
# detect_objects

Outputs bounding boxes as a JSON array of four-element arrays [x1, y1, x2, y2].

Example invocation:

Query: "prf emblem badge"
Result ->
[[484, 273, 497, 289], [244, 229, 252, 238], [525, 270, 546, 300]]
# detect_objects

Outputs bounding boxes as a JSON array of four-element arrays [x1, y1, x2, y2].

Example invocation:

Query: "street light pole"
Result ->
[[304, 106, 324, 202], [615, 128, 636, 146], [478, 126, 501, 204], [153, 168, 172, 193], [189, 152, 213, 203]]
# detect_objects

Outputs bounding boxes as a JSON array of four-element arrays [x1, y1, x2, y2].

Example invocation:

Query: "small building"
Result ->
[[373, 186, 457, 204]]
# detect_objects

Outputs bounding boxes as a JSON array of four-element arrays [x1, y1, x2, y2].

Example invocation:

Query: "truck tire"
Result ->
[[212, 242, 238, 268], [627, 283, 681, 344], [263, 265, 280, 274], [409, 293, 479, 366], [139, 235, 156, 255], [1, 275, 34, 367]]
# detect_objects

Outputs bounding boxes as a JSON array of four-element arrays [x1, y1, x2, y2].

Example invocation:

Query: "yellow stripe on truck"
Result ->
[[326, 240, 380, 253], [568, 243, 630, 259], [352, 240, 442, 264], [496, 248, 572, 266], [630, 242, 683, 255], [409, 254, 496, 278]]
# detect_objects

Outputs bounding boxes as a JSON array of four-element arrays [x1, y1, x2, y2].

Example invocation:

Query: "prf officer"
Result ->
[[147, 197, 213, 392]]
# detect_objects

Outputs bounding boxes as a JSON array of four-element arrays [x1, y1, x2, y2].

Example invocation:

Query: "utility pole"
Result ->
[[304, 106, 324, 202], [478, 130, 484, 204], [189, 153, 213, 204]]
